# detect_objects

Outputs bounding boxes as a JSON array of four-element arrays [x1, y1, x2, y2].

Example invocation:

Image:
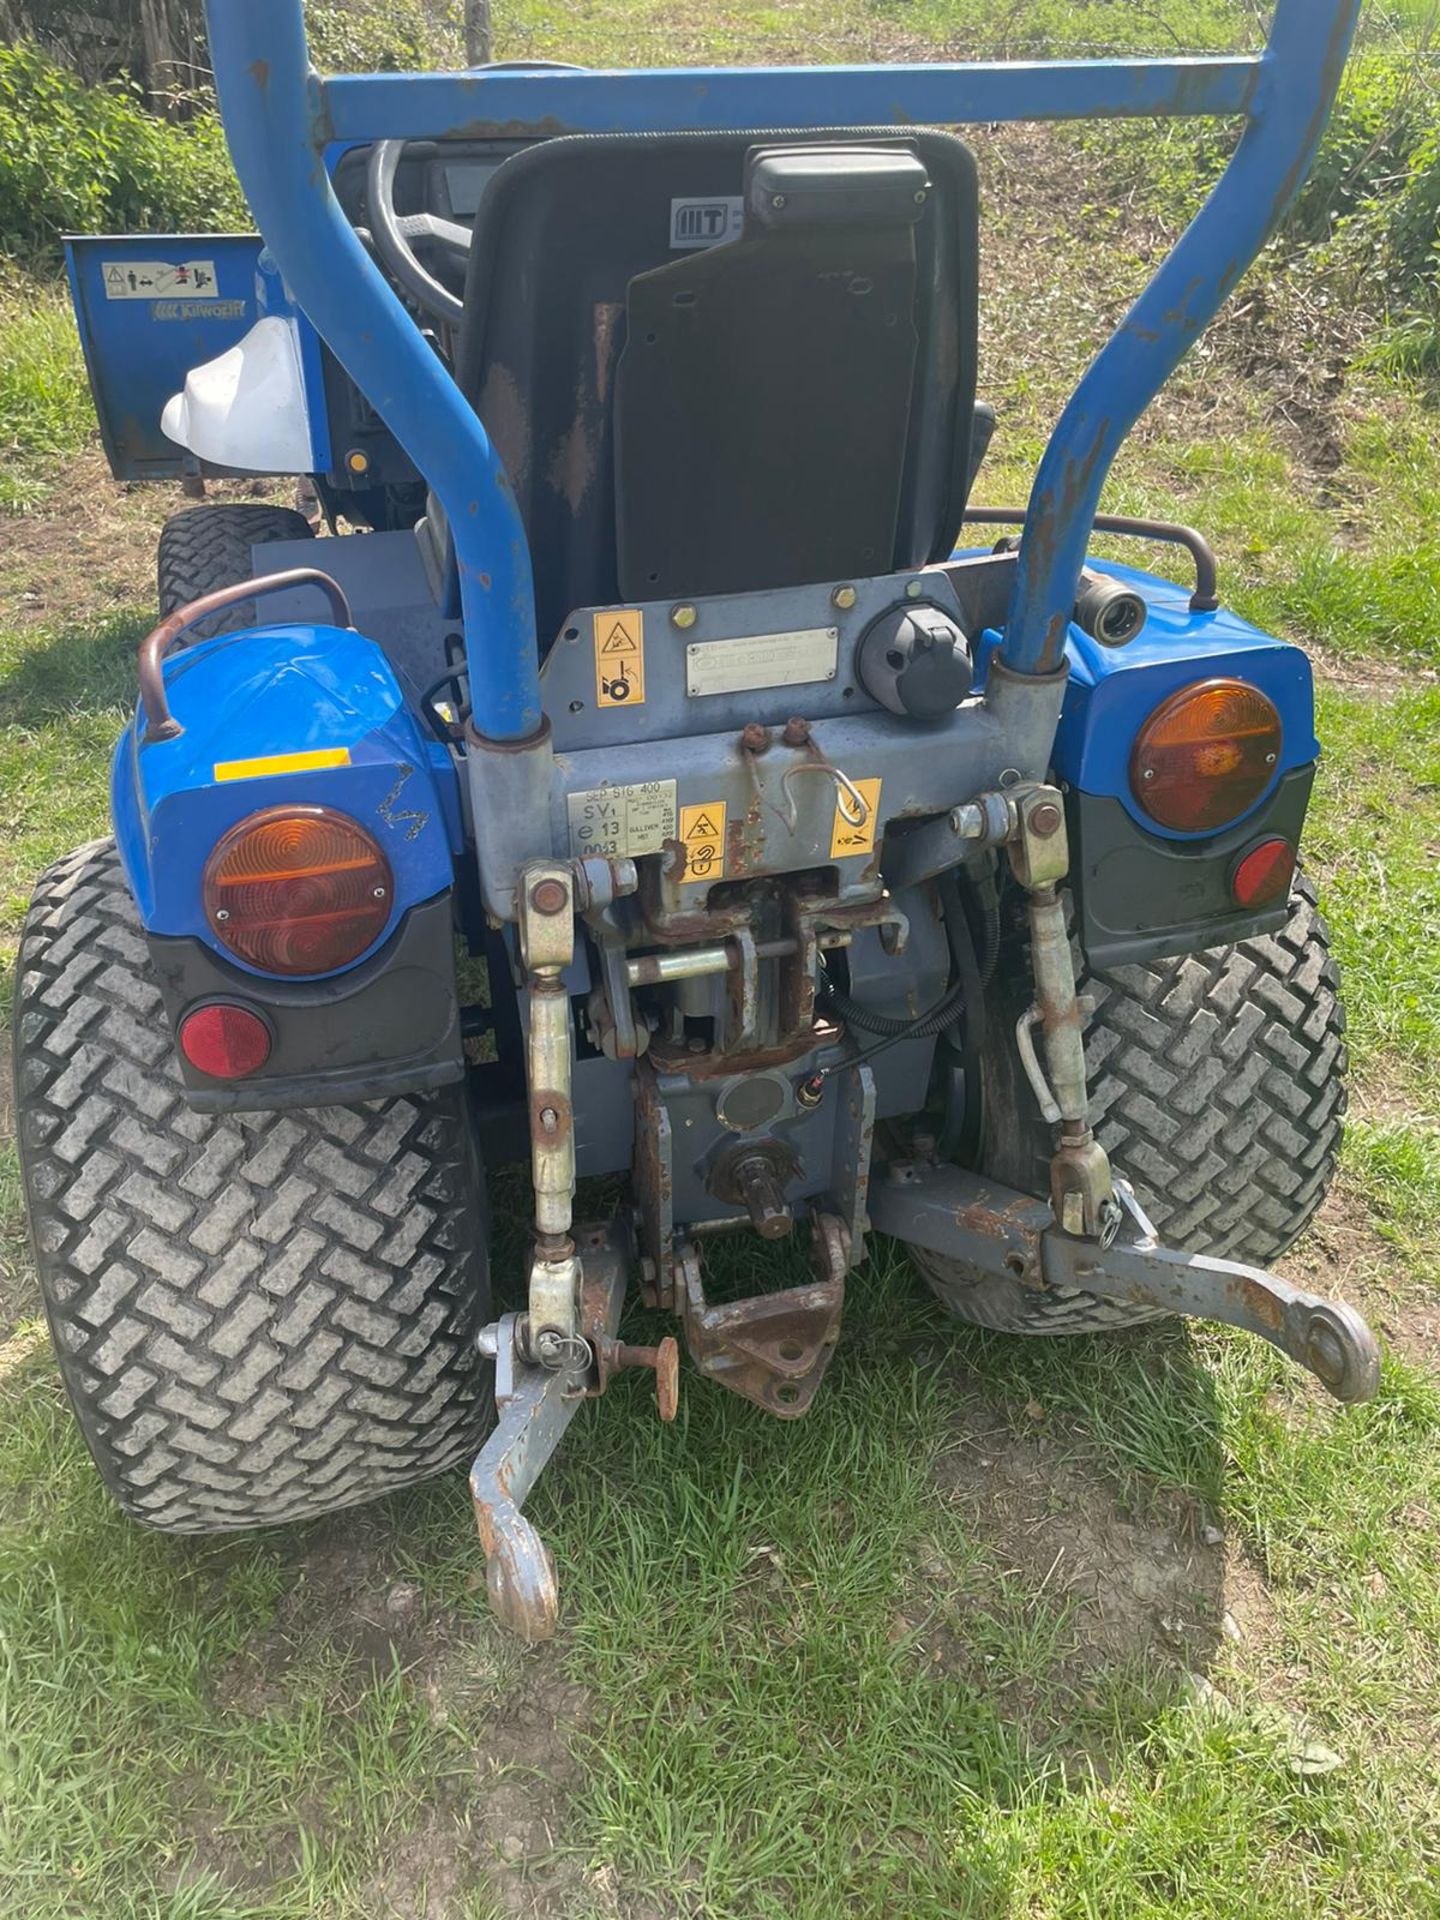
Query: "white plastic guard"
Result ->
[[160, 314, 316, 474]]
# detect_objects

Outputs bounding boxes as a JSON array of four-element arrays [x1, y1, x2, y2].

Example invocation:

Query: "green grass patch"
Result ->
[[0, 277, 90, 510]]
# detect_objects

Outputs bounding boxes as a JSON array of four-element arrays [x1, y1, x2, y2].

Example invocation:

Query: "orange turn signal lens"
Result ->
[[1130, 678, 1282, 833], [203, 806, 392, 976]]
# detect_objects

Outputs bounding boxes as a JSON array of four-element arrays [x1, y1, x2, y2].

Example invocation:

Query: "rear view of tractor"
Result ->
[[16, 0, 1372, 1639]]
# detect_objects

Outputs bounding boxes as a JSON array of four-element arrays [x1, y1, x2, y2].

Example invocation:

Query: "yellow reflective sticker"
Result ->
[[679, 800, 727, 882], [594, 608, 646, 708], [214, 746, 351, 782], [830, 777, 882, 859]]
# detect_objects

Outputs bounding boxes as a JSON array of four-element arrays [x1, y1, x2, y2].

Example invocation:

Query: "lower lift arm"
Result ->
[[870, 1163, 1379, 1404]]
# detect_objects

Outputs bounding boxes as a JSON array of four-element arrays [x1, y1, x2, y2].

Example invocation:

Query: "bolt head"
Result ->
[[671, 603, 697, 630], [1029, 801, 1063, 838], [741, 722, 770, 753], [781, 716, 811, 748], [832, 585, 857, 610], [905, 578, 923, 599], [529, 877, 568, 916]]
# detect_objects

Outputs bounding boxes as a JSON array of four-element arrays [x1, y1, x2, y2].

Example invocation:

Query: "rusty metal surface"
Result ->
[[872, 1158, 1380, 1404], [677, 1213, 848, 1418], [632, 1061, 676, 1307], [832, 1063, 877, 1266], [470, 1222, 628, 1641]]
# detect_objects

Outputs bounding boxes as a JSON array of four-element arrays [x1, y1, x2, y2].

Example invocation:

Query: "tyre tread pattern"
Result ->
[[916, 875, 1346, 1336], [14, 841, 490, 1532], [156, 504, 314, 637]]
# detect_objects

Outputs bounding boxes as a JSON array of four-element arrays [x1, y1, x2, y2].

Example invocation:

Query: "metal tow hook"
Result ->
[[469, 1224, 628, 1642], [597, 1336, 681, 1422]]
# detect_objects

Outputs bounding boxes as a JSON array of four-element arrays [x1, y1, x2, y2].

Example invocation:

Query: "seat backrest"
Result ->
[[454, 129, 979, 647]]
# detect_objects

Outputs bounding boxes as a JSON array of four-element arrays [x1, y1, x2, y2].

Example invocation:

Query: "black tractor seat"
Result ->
[[441, 127, 982, 646]]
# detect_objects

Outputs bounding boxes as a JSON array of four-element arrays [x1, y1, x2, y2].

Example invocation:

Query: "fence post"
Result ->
[[464, 0, 493, 66]]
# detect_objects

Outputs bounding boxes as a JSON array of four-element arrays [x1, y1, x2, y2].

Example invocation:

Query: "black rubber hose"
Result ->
[[820, 976, 965, 1040], [936, 868, 987, 1163]]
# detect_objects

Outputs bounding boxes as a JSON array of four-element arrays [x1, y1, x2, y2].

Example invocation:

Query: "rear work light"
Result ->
[[203, 806, 393, 976], [1130, 678, 1282, 834], [179, 1002, 272, 1079]]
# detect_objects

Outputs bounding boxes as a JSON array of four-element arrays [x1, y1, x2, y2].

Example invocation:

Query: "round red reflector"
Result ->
[[179, 1002, 272, 1079], [203, 806, 393, 976], [1231, 836, 1297, 910], [1131, 679, 1282, 833]]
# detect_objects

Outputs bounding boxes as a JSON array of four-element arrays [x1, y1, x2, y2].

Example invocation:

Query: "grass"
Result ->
[[1, 0, 1440, 1915], [0, 274, 91, 509]]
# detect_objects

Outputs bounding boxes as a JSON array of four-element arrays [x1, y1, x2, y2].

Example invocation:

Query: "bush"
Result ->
[[0, 41, 243, 258], [307, 0, 464, 72]]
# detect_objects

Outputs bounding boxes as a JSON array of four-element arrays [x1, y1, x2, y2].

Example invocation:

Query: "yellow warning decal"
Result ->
[[830, 777, 882, 860], [594, 607, 646, 708], [679, 800, 727, 882], [214, 746, 351, 782]]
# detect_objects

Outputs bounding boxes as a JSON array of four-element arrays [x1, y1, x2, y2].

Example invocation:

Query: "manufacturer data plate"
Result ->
[[685, 626, 839, 698], [567, 780, 677, 860]]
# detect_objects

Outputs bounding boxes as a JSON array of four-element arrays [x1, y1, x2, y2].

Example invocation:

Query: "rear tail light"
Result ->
[[1130, 679, 1282, 833], [179, 1002, 272, 1078], [1231, 835, 1297, 909], [203, 806, 392, 976]]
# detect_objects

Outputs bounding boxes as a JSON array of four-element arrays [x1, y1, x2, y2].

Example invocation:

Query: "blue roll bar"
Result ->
[[205, 0, 1359, 735]]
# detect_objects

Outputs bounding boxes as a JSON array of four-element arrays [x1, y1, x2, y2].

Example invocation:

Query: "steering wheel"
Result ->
[[365, 139, 472, 327], [364, 66, 588, 328]]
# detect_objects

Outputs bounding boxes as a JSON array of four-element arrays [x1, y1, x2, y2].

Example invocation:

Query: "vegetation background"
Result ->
[[0, 2, 1437, 1916]]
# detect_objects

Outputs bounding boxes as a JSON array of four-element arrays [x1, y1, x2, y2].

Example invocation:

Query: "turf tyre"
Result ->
[[912, 874, 1347, 1335], [157, 503, 314, 637], [13, 839, 492, 1532]]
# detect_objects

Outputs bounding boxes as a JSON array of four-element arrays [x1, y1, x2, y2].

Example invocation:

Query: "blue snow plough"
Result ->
[[20, 0, 1371, 1639]]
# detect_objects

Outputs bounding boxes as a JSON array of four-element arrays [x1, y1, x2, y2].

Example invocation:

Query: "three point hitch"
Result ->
[[466, 788, 1380, 1643]]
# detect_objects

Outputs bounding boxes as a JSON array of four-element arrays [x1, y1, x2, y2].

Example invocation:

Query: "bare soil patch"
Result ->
[[1, 450, 292, 628], [925, 1394, 1227, 1758]]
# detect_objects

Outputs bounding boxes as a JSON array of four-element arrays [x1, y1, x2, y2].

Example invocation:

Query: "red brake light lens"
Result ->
[[179, 1002, 272, 1079], [203, 806, 393, 976], [1231, 836, 1297, 909], [1131, 679, 1282, 833]]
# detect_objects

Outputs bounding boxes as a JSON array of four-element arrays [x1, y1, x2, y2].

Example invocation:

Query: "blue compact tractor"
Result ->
[[19, 0, 1372, 1637]]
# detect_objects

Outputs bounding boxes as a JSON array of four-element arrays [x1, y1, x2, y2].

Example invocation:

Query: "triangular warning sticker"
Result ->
[[684, 810, 719, 840], [601, 623, 637, 654]]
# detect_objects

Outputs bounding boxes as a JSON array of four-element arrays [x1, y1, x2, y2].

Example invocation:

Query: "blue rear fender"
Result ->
[[112, 621, 462, 976], [1050, 558, 1318, 836], [972, 556, 1318, 836]]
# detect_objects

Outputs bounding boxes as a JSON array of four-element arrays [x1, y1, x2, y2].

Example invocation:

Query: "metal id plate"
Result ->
[[685, 626, 839, 698], [567, 780, 677, 859]]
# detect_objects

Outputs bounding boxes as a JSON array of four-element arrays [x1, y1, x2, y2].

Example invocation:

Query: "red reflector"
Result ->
[[179, 1003, 272, 1079], [1230, 836, 1297, 910]]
